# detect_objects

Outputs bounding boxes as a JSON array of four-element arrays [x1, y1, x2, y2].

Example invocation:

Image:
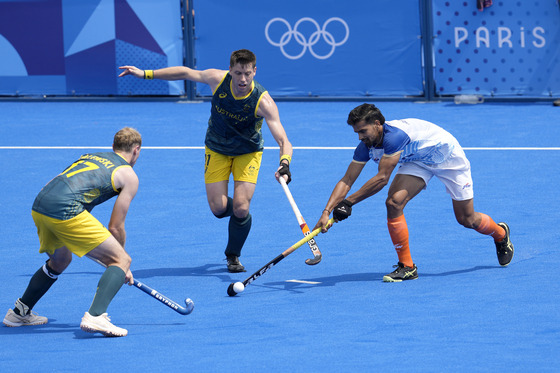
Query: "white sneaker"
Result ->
[[80, 312, 128, 337], [3, 308, 48, 327]]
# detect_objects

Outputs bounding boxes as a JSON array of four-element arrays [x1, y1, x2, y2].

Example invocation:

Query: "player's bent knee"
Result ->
[[110, 255, 131, 274], [47, 257, 70, 274], [119, 253, 132, 271], [48, 249, 73, 273], [212, 197, 233, 219], [456, 215, 477, 229], [233, 205, 250, 219], [232, 201, 250, 219], [385, 196, 405, 214]]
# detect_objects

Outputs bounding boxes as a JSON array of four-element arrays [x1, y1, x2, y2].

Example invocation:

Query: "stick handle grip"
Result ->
[[279, 177, 305, 224]]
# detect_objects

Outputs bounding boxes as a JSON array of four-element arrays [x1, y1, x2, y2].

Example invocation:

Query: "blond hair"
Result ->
[[113, 127, 142, 152]]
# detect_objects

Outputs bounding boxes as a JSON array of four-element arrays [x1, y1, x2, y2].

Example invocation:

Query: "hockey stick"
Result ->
[[87, 257, 194, 315], [133, 280, 194, 315], [227, 218, 334, 296], [279, 177, 322, 265]]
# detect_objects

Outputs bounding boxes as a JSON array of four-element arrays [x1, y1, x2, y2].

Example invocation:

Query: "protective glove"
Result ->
[[277, 162, 291, 184], [333, 199, 353, 221]]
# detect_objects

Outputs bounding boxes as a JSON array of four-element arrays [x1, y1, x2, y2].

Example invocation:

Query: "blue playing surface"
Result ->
[[0, 100, 558, 372]]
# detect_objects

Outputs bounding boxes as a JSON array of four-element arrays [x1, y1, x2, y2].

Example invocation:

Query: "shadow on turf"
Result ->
[[132, 263, 235, 282], [127, 264, 500, 288], [0, 319, 75, 335], [1, 320, 188, 337], [261, 265, 500, 292], [63, 264, 502, 296], [421, 265, 499, 277], [65, 264, 234, 282]]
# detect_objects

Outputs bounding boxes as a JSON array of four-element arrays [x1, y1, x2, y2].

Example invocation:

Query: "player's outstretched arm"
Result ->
[[118, 65, 145, 79], [118, 65, 226, 88], [314, 161, 365, 232], [346, 154, 400, 205]]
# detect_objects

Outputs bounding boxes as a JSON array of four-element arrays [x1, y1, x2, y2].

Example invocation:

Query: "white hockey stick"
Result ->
[[279, 177, 322, 265]]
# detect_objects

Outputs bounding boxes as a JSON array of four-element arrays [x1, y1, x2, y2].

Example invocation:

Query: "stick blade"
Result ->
[[181, 298, 195, 315], [305, 254, 322, 265], [227, 283, 237, 297]]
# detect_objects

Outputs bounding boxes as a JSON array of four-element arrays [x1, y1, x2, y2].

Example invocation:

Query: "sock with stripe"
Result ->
[[475, 213, 505, 242], [16, 261, 60, 315], [387, 215, 414, 268]]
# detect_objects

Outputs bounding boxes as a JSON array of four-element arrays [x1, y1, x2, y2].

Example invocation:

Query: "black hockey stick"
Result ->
[[227, 218, 334, 296]]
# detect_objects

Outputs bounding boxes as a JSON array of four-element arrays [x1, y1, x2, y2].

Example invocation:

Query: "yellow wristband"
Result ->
[[144, 70, 154, 80], [280, 154, 291, 165]]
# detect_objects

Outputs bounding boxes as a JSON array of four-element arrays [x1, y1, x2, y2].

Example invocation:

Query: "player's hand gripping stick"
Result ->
[[333, 199, 353, 222]]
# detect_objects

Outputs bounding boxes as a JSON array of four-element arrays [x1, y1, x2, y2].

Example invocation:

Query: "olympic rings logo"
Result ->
[[265, 17, 350, 60]]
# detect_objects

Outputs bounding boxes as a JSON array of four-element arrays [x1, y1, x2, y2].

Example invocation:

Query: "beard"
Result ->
[[362, 139, 374, 147]]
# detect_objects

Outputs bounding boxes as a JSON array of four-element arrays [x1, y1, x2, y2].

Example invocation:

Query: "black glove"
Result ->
[[277, 162, 291, 184], [333, 199, 353, 221]]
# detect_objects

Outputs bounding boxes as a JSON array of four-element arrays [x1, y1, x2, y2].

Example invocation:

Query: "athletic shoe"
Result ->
[[80, 312, 128, 337], [226, 255, 246, 273], [3, 308, 48, 327], [495, 222, 514, 266], [383, 262, 418, 282]]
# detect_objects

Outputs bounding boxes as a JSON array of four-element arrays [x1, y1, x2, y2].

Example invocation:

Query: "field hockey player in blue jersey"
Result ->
[[315, 103, 514, 282]]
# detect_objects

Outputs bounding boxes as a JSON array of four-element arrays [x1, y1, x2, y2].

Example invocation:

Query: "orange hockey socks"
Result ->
[[387, 215, 414, 267], [475, 213, 505, 242]]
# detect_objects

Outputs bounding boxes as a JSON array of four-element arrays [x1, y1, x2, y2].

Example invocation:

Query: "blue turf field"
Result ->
[[0, 100, 559, 372]]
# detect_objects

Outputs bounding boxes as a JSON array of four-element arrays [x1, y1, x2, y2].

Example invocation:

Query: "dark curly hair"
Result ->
[[347, 103, 385, 126]]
